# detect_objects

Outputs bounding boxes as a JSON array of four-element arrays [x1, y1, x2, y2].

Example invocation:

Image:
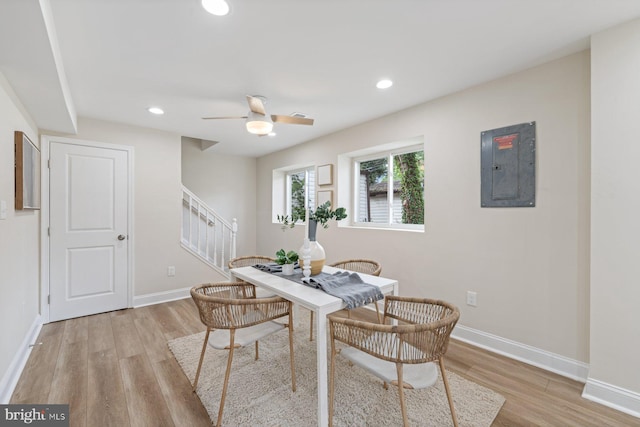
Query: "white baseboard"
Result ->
[[133, 287, 191, 308], [583, 378, 640, 419], [0, 315, 43, 404], [451, 324, 589, 382]]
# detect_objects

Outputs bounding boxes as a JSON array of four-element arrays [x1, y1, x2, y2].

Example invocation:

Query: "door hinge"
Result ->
[[47, 159, 50, 168], [47, 227, 50, 236], [47, 295, 50, 305]]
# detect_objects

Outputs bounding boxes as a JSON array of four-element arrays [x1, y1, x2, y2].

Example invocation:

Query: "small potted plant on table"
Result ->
[[275, 249, 299, 275]]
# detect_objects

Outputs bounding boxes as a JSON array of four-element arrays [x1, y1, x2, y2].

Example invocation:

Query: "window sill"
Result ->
[[339, 224, 424, 233]]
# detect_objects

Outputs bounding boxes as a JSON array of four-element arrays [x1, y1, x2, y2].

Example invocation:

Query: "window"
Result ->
[[354, 146, 424, 228], [286, 167, 315, 220]]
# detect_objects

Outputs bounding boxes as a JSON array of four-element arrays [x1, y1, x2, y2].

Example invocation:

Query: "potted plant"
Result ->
[[275, 249, 299, 275]]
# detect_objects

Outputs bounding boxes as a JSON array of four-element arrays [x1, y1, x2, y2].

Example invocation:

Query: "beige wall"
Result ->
[[256, 51, 591, 362], [181, 138, 257, 256], [0, 73, 40, 395], [52, 117, 225, 297], [590, 19, 640, 395]]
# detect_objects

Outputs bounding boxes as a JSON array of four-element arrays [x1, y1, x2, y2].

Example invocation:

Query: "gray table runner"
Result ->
[[252, 263, 383, 309]]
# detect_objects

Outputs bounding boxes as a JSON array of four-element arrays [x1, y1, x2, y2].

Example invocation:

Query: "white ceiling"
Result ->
[[1, 0, 640, 157]]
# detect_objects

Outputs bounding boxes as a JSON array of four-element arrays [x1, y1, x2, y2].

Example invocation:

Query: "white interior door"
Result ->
[[49, 140, 130, 322]]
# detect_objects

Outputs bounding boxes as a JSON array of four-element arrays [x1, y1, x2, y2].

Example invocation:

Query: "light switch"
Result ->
[[0, 200, 7, 220]]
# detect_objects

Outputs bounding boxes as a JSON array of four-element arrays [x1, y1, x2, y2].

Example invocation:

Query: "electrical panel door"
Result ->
[[481, 122, 536, 207]]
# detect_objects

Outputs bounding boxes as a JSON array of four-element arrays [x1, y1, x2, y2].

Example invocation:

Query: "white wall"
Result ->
[[257, 51, 591, 363], [181, 138, 257, 256], [589, 18, 640, 399], [0, 73, 40, 401], [51, 118, 225, 297]]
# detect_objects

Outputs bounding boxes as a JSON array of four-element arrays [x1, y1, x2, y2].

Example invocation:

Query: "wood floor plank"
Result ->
[[111, 310, 145, 359], [131, 304, 155, 320], [48, 340, 88, 427], [133, 316, 174, 363], [62, 316, 88, 344], [87, 348, 130, 426], [10, 331, 63, 404], [145, 303, 189, 341], [152, 357, 211, 427], [38, 320, 66, 339], [87, 312, 116, 354], [167, 300, 204, 336], [120, 354, 174, 427]]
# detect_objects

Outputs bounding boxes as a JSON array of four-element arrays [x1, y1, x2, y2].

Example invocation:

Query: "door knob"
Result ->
[[117, 234, 126, 241]]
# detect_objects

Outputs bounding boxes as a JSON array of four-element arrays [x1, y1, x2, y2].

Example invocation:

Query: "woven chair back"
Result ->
[[190, 282, 289, 330], [228, 255, 275, 269], [329, 259, 382, 276], [330, 296, 459, 364]]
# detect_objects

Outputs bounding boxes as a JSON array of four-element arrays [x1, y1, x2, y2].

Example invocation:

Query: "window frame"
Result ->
[[351, 144, 424, 231], [285, 166, 315, 222]]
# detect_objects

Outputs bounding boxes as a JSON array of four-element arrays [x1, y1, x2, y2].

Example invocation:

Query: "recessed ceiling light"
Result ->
[[376, 79, 393, 89], [202, 0, 230, 16], [268, 132, 276, 137], [148, 107, 164, 115]]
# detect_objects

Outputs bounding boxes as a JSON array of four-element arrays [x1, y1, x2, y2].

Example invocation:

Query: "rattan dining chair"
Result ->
[[328, 296, 460, 427], [305, 259, 384, 341], [228, 255, 276, 298], [191, 281, 296, 427]]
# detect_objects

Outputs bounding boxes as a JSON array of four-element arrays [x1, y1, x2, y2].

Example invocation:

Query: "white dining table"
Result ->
[[230, 265, 399, 427]]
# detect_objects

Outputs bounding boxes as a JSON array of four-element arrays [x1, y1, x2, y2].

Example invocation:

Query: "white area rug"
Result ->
[[168, 317, 505, 426]]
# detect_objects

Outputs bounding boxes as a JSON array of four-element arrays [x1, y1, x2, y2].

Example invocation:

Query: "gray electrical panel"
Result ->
[[481, 122, 535, 207]]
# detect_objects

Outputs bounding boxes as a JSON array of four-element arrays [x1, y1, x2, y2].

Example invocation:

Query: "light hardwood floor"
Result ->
[[10, 299, 640, 426]]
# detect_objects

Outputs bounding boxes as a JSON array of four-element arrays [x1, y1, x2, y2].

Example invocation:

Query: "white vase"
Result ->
[[299, 220, 325, 275], [281, 263, 295, 276]]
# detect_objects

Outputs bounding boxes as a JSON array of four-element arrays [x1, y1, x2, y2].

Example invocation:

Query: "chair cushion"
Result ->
[[340, 346, 438, 389], [209, 320, 285, 349]]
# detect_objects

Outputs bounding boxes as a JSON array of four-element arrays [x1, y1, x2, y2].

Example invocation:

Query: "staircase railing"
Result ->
[[181, 186, 237, 277]]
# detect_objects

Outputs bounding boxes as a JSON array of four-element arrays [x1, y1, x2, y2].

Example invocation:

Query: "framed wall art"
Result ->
[[15, 131, 41, 210], [317, 190, 333, 208], [317, 164, 333, 186]]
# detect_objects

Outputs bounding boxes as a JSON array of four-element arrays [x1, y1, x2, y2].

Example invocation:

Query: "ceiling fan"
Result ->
[[202, 95, 314, 136]]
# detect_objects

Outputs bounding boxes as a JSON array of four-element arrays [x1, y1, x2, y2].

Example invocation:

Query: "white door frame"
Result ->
[[40, 135, 135, 323]]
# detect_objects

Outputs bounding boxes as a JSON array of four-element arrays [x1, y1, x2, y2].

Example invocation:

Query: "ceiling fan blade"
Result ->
[[201, 116, 248, 120], [246, 95, 267, 115], [271, 115, 314, 126]]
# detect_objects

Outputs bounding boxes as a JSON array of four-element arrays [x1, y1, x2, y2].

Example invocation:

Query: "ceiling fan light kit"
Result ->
[[201, 0, 230, 16], [246, 111, 273, 135], [376, 79, 393, 89]]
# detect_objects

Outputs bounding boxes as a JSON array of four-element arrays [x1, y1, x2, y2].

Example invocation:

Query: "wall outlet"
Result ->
[[466, 291, 477, 307], [167, 266, 176, 277]]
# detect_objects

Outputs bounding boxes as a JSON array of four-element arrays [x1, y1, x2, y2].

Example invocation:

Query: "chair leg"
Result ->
[[310, 311, 314, 341], [375, 302, 382, 324], [329, 331, 337, 427], [255, 341, 259, 360], [439, 358, 459, 427], [216, 329, 236, 427], [193, 327, 211, 390], [288, 314, 297, 392], [396, 362, 409, 427]]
